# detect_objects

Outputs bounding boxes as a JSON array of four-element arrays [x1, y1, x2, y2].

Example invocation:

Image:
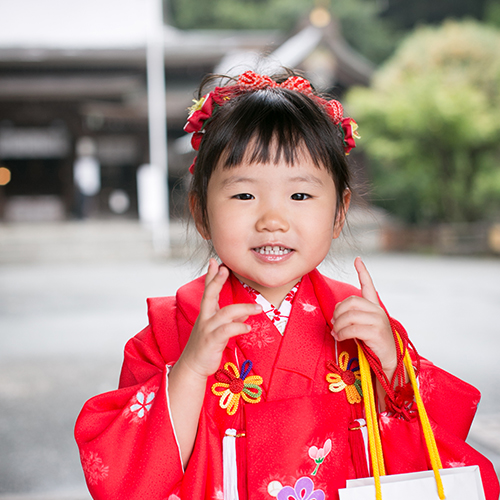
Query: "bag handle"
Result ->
[[357, 335, 446, 500], [358, 342, 386, 498]]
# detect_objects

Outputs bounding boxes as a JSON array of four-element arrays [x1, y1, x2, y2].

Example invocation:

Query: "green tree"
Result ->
[[168, 0, 400, 64], [168, 0, 308, 31], [330, 0, 401, 65], [346, 20, 500, 224], [381, 0, 488, 29], [485, 0, 500, 27]]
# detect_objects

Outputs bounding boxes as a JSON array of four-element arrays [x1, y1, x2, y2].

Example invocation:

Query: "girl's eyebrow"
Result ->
[[220, 176, 257, 188], [288, 175, 325, 187], [220, 173, 325, 188]]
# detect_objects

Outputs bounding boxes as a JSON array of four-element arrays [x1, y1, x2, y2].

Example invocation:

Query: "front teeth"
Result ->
[[256, 246, 291, 256]]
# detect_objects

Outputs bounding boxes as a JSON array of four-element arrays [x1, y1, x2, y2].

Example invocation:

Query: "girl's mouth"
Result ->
[[253, 245, 292, 256]]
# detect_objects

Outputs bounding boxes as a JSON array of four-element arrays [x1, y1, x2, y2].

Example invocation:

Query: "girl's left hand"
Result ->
[[332, 257, 397, 380]]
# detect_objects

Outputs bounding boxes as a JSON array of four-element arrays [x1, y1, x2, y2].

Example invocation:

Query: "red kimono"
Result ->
[[75, 269, 499, 500]]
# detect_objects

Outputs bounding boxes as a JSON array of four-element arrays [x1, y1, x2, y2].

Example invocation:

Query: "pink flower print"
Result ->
[[418, 372, 437, 401], [80, 451, 109, 485], [308, 439, 332, 476], [163, 487, 181, 500], [213, 489, 224, 499], [130, 390, 155, 418], [239, 327, 275, 349], [300, 301, 317, 313], [447, 460, 466, 468], [277, 476, 325, 500], [379, 415, 392, 426]]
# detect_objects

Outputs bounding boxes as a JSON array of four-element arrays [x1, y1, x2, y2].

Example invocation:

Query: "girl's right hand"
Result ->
[[177, 258, 262, 380]]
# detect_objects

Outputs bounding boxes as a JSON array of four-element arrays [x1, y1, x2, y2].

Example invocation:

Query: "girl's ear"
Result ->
[[189, 193, 211, 240], [333, 189, 351, 239]]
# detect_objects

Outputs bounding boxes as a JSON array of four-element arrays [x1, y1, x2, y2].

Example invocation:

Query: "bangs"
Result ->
[[205, 88, 342, 172]]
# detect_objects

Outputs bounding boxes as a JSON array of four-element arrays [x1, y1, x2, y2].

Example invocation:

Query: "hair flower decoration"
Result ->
[[340, 118, 360, 155], [185, 95, 212, 132], [183, 70, 359, 174], [326, 352, 362, 404], [184, 87, 233, 138], [238, 71, 276, 89], [184, 86, 234, 172], [279, 75, 314, 95], [323, 99, 344, 124], [237, 70, 314, 96], [211, 360, 263, 415]]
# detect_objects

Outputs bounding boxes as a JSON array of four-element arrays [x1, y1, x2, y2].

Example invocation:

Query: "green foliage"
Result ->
[[485, 0, 500, 27], [346, 20, 500, 223], [380, 0, 488, 29], [169, 0, 312, 31], [168, 0, 400, 63], [330, 0, 402, 64]]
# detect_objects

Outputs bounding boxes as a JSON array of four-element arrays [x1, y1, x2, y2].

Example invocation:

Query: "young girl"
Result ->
[[75, 70, 499, 500]]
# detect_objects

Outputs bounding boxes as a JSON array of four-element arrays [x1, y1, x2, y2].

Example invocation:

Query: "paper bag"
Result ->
[[339, 465, 485, 500]]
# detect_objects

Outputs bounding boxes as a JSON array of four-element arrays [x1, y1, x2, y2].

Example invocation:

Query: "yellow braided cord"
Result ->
[[358, 344, 385, 500], [403, 349, 446, 499], [358, 344, 385, 473], [395, 332, 445, 498], [358, 335, 446, 500]]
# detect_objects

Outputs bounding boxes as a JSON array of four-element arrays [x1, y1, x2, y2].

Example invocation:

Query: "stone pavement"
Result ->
[[1, 223, 500, 498]]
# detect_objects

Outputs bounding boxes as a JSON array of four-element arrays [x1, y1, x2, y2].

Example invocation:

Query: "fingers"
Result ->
[[332, 258, 386, 342], [333, 294, 379, 317], [332, 308, 385, 342], [332, 300, 395, 371], [201, 260, 261, 323], [208, 302, 262, 333], [329, 258, 397, 378], [190, 301, 261, 372], [354, 257, 379, 305], [200, 259, 229, 316], [182, 262, 263, 377]]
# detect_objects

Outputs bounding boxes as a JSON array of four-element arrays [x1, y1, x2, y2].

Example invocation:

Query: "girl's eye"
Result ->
[[291, 193, 311, 201], [233, 193, 254, 200]]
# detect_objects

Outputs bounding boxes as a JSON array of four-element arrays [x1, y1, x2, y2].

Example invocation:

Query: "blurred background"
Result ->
[[1, 0, 500, 498]]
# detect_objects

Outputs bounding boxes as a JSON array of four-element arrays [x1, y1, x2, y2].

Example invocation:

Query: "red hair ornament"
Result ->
[[184, 70, 359, 174]]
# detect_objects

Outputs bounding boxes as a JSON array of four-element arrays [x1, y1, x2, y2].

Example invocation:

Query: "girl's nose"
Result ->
[[255, 207, 290, 233]]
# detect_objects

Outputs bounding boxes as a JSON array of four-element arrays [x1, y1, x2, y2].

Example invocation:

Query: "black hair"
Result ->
[[189, 72, 352, 235]]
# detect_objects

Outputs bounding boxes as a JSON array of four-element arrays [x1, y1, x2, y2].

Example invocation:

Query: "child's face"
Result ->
[[199, 149, 348, 305]]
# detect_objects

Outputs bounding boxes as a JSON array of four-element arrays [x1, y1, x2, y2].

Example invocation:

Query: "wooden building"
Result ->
[[0, 1, 372, 222]]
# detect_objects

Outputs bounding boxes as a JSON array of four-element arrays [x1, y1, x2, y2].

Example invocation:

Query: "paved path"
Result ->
[[1, 251, 499, 497]]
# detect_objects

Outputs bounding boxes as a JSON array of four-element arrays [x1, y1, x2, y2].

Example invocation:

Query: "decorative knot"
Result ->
[[229, 378, 245, 394], [211, 360, 263, 415], [384, 381, 417, 420], [326, 351, 362, 404], [341, 370, 356, 385]]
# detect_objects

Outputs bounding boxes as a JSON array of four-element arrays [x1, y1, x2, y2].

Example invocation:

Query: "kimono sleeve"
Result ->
[[379, 358, 500, 500], [74, 300, 185, 500]]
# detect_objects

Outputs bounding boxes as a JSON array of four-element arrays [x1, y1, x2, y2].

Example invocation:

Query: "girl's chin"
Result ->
[[235, 273, 300, 292]]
